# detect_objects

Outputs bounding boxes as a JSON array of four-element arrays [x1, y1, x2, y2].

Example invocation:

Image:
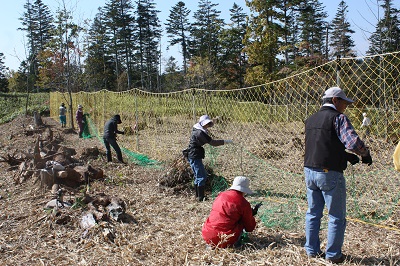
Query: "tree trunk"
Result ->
[[33, 111, 43, 127]]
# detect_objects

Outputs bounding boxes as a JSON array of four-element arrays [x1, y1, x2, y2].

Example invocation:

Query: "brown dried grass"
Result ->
[[0, 116, 399, 266]]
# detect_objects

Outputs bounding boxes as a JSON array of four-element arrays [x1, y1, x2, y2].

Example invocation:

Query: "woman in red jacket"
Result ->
[[202, 176, 257, 248]]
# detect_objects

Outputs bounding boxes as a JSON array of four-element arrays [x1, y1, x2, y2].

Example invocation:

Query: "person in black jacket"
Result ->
[[304, 87, 372, 263], [103, 114, 125, 163], [187, 115, 232, 201]]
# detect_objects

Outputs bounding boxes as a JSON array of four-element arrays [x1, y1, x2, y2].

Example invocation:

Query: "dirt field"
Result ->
[[0, 115, 399, 265]]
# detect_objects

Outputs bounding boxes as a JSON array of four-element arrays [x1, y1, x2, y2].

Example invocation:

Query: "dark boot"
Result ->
[[194, 184, 198, 198], [198, 186, 206, 202], [106, 152, 112, 162]]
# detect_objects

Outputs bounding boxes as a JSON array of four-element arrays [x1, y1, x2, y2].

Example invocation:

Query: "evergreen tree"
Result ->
[[18, 0, 54, 90], [135, 0, 162, 91], [244, 0, 283, 84], [103, 0, 136, 91], [0, 53, 9, 92], [219, 3, 247, 89], [161, 56, 184, 91], [297, 0, 328, 58], [190, 0, 225, 79], [165, 1, 191, 75], [278, 0, 303, 66], [368, 0, 400, 54], [84, 8, 116, 91], [330, 0, 355, 58]]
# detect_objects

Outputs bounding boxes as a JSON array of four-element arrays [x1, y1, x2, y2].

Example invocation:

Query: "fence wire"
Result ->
[[50, 51, 400, 230]]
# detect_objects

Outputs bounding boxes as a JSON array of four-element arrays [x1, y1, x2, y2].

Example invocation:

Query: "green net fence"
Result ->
[[50, 51, 400, 231]]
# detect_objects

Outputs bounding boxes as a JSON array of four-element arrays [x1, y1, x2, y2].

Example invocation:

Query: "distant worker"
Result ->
[[103, 114, 125, 163], [186, 114, 233, 201], [304, 87, 372, 263], [202, 176, 260, 248], [361, 112, 371, 136], [59, 103, 67, 128], [75, 105, 84, 138]]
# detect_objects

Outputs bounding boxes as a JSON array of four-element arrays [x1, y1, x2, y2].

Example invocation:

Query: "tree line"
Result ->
[[0, 0, 399, 94]]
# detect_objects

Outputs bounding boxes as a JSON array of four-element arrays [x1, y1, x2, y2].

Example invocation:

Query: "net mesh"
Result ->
[[50, 51, 400, 231]]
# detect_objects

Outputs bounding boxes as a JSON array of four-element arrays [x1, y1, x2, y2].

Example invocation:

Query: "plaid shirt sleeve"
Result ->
[[334, 114, 369, 156]]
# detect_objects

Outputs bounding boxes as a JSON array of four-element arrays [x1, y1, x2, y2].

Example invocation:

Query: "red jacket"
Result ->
[[202, 190, 256, 248]]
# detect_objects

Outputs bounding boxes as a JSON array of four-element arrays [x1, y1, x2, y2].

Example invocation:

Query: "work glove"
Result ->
[[252, 202, 263, 216], [345, 152, 359, 165], [224, 140, 233, 144], [361, 151, 373, 166]]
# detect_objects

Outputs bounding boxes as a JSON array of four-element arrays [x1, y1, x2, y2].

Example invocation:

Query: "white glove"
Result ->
[[224, 140, 233, 144]]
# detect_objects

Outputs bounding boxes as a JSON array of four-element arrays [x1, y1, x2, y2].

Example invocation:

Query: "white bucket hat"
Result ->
[[322, 87, 354, 103], [229, 176, 254, 194], [199, 115, 214, 127]]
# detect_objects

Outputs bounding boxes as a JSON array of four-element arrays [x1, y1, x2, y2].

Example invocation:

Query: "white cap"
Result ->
[[199, 115, 214, 127], [229, 176, 254, 194], [363, 112, 367, 116], [322, 87, 354, 103], [78, 104, 83, 109]]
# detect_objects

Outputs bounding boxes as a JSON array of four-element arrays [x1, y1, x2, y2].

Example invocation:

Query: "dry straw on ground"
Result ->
[[0, 116, 399, 265]]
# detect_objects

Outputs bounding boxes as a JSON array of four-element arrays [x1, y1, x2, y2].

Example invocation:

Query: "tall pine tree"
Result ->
[[297, 0, 328, 59], [219, 3, 247, 89], [165, 1, 191, 75], [103, 0, 136, 91], [190, 0, 225, 80], [84, 8, 117, 91], [368, 0, 400, 54], [330, 0, 355, 58], [244, 0, 283, 84], [19, 0, 54, 91], [0, 53, 9, 92], [135, 0, 161, 91]]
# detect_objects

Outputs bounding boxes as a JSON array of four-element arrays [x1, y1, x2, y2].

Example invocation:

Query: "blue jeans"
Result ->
[[188, 158, 207, 187], [304, 167, 346, 260], [59, 115, 66, 126]]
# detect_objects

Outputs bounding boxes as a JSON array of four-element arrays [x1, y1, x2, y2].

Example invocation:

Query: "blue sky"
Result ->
[[0, 0, 397, 72]]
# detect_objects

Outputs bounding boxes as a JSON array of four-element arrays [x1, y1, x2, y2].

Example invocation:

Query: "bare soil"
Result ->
[[0, 115, 399, 265]]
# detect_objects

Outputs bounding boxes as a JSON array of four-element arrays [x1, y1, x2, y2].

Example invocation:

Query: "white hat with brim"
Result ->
[[229, 176, 254, 194], [199, 115, 214, 127], [322, 87, 354, 103]]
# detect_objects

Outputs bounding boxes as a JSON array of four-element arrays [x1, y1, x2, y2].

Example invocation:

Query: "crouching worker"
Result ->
[[202, 176, 259, 248], [187, 114, 232, 201]]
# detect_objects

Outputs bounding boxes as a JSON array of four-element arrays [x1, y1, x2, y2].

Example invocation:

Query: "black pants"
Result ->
[[103, 137, 122, 162]]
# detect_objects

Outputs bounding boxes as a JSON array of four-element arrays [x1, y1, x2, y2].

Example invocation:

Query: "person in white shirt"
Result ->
[[59, 103, 67, 128], [361, 112, 371, 136]]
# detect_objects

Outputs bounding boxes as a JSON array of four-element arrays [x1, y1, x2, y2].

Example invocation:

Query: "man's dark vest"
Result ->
[[304, 106, 347, 172]]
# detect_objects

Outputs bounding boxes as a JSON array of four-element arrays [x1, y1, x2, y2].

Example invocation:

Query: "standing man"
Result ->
[[76, 104, 84, 138], [304, 87, 372, 263], [59, 103, 67, 128], [103, 114, 125, 163], [187, 115, 232, 201]]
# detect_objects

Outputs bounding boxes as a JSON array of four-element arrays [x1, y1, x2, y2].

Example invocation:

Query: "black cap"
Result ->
[[113, 114, 122, 124]]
